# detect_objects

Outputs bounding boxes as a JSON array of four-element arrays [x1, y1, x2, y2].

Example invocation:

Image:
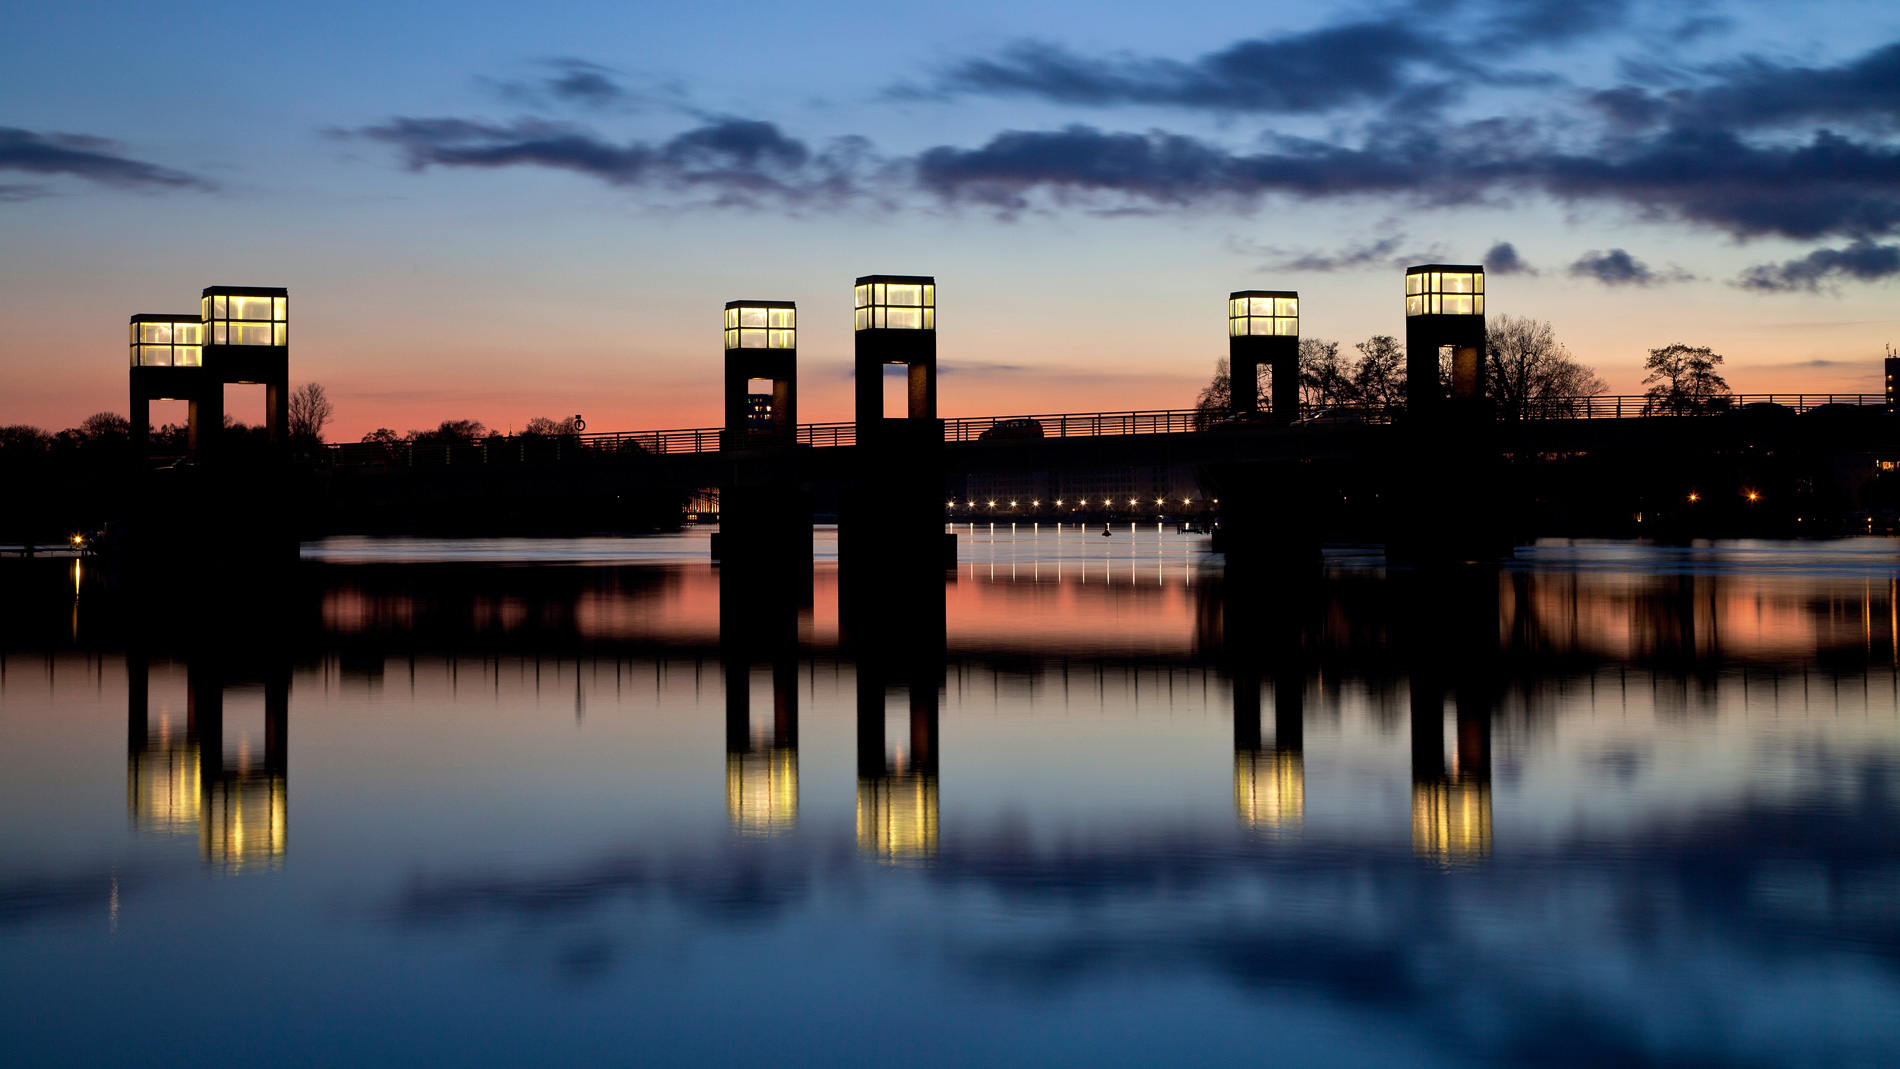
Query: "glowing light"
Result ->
[[1688, 493, 1700, 502], [1747, 490, 1761, 502]]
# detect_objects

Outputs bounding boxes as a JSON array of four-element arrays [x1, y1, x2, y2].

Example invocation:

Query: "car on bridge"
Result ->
[[978, 418, 1045, 441]]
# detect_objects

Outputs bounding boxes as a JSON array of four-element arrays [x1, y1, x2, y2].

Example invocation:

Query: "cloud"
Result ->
[[919, 20, 1460, 115], [910, 0, 1634, 116], [494, 58, 695, 115], [908, 121, 1900, 241], [0, 127, 212, 192], [1736, 239, 1900, 292], [1484, 241, 1536, 274], [1569, 248, 1651, 285], [1592, 40, 1900, 132], [343, 116, 874, 206], [1248, 234, 1416, 273], [1568, 248, 1692, 286]]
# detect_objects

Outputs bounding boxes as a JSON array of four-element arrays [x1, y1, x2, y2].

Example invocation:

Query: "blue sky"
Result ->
[[4, 0, 1898, 436]]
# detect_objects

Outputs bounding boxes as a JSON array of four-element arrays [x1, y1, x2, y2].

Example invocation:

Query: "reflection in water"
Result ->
[[725, 657, 799, 833], [126, 654, 287, 871], [852, 586, 946, 863], [9, 532, 1900, 1066]]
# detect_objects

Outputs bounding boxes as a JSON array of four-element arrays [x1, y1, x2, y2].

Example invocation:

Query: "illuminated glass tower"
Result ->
[[723, 300, 797, 451], [1228, 290, 1299, 420], [129, 313, 211, 455], [853, 275, 936, 436], [201, 286, 291, 446], [1403, 265, 1485, 413]]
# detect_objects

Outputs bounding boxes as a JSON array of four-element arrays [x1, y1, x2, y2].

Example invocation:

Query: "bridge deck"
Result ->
[[320, 394, 1887, 468]]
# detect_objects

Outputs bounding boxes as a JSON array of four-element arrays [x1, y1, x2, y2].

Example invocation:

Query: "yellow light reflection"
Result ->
[[1411, 780, 1492, 863], [128, 725, 201, 834], [201, 773, 288, 871], [1234, 749, 1304, 832], [856, 774, 938, 862], [726, 748, 799, 833]]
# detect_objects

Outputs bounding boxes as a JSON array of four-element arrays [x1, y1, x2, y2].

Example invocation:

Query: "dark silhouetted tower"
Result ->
[[1403, 265, 1485, 414], [1228, 290, 1299, 421]]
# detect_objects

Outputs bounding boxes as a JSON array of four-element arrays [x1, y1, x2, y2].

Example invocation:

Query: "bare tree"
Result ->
[[1485, 315, 1607, 418], [1298, 338, 1347, 409], [287, 382, 334, 443], [1194, 359, 1232, 427], [523, 415, 581, 436], [1642, 344, 1730, 415], [411, 419, 489, 442], [1350, 336, 1407, 408], [78, 412, 130, 442]]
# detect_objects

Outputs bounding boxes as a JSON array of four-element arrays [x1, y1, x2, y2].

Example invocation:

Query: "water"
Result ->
[[3, 530, 1899, 1066]]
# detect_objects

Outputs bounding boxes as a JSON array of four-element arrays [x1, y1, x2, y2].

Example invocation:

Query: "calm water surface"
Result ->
[[4, 529, 1899, 1066]]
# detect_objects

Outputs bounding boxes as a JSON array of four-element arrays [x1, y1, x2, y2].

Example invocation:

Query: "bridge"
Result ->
[[316, 393, 1889, 466], [121, 268, 1900, 566]]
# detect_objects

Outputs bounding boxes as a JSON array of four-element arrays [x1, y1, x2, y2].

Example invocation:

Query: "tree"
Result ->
[[1349, 336, 1406, 408], [523, 415, 581, 436], [1195, 359, 1230, 427], [361, 427, 402, 445], [288, 382, 334, 443], [0, 424, 49, 456], [1642, 344, 1730, 415], [78, 412, 130, 442], [410, 419, 489, 442], [1298, 338, 1347, 409], [1485, 315, 1607, 418]]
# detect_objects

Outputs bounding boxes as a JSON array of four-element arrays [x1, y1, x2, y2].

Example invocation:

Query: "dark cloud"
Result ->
[[543, 59, 627, 107], [1569, 248, 1685, 286], [344, 116, 871, 206], [908, 121, 1900, 241], [1484, 241, 1535, 274], [1254, 235, 1412, 272], [494, 58, 693, 115], [0, 127, 211, 192], [1482, 0, 1631, 47], [922, 20, 1459, 115], [1737, 239, 1900, 292], [913, 0, 1631, 116], [1594, 41, 1900, 132]]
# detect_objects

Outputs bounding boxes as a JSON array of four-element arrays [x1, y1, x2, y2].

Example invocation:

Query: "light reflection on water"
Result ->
[[2, 533, 1898, 1066]]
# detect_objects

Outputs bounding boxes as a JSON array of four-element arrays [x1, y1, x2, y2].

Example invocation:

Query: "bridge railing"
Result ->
[[319, 394, 1888, 467]]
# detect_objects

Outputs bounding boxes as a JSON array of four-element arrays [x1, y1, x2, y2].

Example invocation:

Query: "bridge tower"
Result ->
[[129, 313, 209, 458], [1887, 349, 1898, 411], [128, 285, 295, 567], [1207, 289, 1319, 567], [1393, 264, 1509, 563], [1228, 290, 1300, 421], [841, 274, 954, 626], [1403, 265, 1485, 415], [712, 300, 811, 578]]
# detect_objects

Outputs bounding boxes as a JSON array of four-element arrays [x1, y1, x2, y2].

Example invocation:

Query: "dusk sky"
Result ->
[[4, 0, 1898, 439]]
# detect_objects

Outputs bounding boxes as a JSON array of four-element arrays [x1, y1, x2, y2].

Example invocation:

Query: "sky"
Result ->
[[2, 0, 1898, 439]]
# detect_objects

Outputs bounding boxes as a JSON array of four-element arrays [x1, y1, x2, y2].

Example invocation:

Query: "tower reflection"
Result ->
[[720, 567, 806, 834], [1222, 573, 1307, 834], [1234, 665, 1305, 833], [850, 584, 946, 862], [725, 655, 800, 833], [127, 653, 288, 870], [1407, 568, 1497, 862]]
